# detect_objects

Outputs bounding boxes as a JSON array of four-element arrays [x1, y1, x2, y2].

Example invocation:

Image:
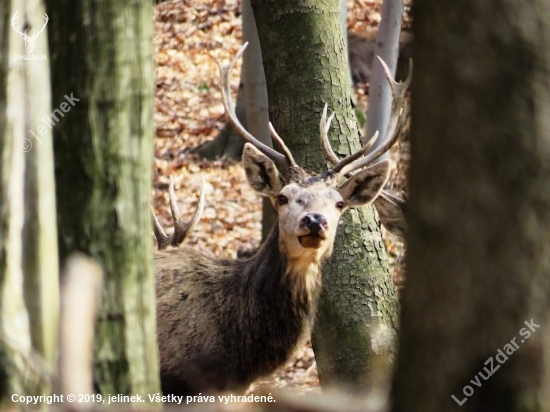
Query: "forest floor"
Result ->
[[153, 0, 410, 394]]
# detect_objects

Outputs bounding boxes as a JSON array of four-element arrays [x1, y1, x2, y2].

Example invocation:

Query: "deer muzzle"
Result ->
[[298, 213, 328, 248]]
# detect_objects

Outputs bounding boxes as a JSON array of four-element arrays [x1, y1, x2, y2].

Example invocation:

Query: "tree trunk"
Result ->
[[251, 0, 399, 392], [391, 1, 550, 411], [46, 0, 160, 399], [0, 0, 59, 404], [364, 0, 404, 161], [242, 0, 277, 242]]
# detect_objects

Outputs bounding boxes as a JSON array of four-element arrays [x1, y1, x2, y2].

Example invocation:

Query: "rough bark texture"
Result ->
[[391, 1, 550, 411], [46, 0, 160, 398], [251, 0, 399, 391], [0, 0, 59, 403]]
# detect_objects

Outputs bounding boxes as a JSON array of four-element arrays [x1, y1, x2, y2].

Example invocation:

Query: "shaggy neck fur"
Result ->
[[241, 223, 326, 307], [155, 220, 333, 395], [221, 223, 328, 384]]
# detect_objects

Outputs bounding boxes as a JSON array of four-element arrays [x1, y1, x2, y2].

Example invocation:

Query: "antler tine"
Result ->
[[11, 12, 25, 35], [33, 14, 49, 36], [337, 56, 412, 176], [152, 176, 206, 250], [320, 104, 381, 174], [268, 122, 297, 167], [215, 43, 290, 172], [319, 104, 339, 165]]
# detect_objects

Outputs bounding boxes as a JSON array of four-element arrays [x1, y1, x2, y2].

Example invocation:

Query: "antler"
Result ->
[[215, 43, 296, 174], [11, 12, 26, 36], [320, 56, 412, 237], [319, 103, 379, 174], [321, 56, 412, 177], [152, 176, 206, 250], [31, 14, 49, 38], [11, 12, 48, 38]]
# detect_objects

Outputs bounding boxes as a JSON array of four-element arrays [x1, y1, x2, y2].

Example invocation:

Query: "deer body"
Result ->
[[156, 225, 322, 395], [152, 44, 410, 396]]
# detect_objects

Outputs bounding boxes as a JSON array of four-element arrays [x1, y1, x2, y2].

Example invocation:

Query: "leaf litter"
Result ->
[[153, 0, 410, 394]]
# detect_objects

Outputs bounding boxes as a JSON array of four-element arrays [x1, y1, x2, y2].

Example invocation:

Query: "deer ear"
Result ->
[[243, 143, 284, 196], [338, 160, 390, 207]]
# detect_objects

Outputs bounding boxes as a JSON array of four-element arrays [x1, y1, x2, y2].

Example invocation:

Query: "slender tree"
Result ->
[[251, 0, 399, 391], [46, 0, 160, 398], [391, 1, 550, 410], [0, 0, 59, 404], [365, 0, 404, 161], [193, 0, 270, 162]]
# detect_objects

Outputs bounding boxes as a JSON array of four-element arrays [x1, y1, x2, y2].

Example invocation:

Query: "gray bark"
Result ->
[[0, 0, 59, 404], [251, 0, 399, 392], [391, 1, 550, 410], [242, 0, 277, 241], [46, 0, 160, 400], [364, 0, 404, 161]]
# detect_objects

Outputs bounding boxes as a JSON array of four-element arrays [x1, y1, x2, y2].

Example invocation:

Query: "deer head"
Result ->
[[11, 12, 49, 54], [215, 43, 411, 259], [153, 45, 410, 255]]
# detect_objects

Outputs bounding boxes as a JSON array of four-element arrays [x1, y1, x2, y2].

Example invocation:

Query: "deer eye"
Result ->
[[336, 201, 345, 210], [278, 195, 288, 205]]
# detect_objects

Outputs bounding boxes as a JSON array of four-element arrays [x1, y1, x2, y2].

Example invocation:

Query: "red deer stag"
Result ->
[[153, 44, 411, 396]]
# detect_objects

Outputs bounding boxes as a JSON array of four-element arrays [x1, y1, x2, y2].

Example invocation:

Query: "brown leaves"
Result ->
[[152, 0, 411, 392]]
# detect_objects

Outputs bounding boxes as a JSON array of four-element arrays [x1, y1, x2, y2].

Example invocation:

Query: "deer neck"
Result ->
[[246, 223, 324, 306]]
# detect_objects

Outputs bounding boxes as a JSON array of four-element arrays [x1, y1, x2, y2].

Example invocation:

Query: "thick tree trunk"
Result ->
[[251, 0, 399, 392], [47, 0, 160, 399], [0, 0, 59, 404], [391, 1, 550, 411]]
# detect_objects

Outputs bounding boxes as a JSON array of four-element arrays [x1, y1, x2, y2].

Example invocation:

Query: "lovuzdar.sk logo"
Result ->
[[11, 11, 48, 60]]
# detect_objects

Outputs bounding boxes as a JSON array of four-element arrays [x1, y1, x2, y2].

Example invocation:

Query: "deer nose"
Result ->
[[300, 213, 328, 234]]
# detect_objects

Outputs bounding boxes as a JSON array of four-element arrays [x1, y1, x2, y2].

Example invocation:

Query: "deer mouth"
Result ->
[[298, 233, 327, 249]]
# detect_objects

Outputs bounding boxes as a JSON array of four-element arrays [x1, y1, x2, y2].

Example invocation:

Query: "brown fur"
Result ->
[[154, 144, 390, 396], [155, 225, 322, 396]]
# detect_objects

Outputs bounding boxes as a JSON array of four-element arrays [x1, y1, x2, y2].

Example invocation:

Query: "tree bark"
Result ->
[[251, 0, 399, 392], [241, 0, 277, 242], [46, 0, 160, 399], [364, 0, 404, 161], [0, 0, 59, 404], [391, 1, 550, 411]]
